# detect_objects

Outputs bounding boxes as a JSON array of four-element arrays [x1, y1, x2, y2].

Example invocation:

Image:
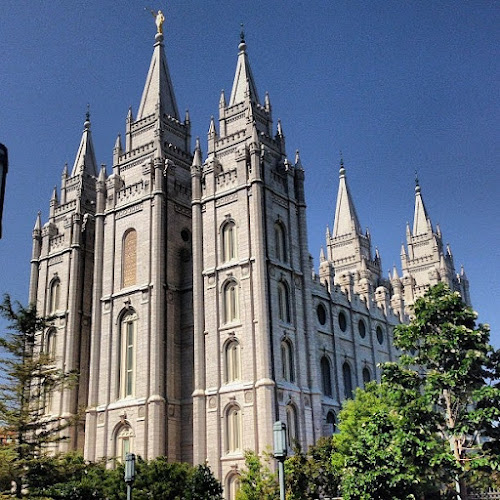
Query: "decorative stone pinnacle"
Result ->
[[238, 23, 246, 52], [415, 170, 421, 193], [84, 104, 91, 129]]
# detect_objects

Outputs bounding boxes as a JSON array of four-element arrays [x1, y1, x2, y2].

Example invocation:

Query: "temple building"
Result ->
[[28, 22, 470, 498]]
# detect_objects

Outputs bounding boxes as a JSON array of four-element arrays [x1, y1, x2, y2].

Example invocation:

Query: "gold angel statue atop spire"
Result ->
[[150, 9, 165, 34]]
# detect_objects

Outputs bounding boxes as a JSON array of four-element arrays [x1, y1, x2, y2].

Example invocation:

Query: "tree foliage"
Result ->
[[0, 452, 222, 499], [383, 283, 500, 495], [236, 450, 279, 500], [334, 384, 454, 499], [285, 438, 341, 499], [0, 295, 78, 497]]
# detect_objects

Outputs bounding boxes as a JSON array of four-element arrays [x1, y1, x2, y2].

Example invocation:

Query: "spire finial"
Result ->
[[339, 150, 345, 177], [238, 23, 247, 52], [415, 170, 421, 193], [84, 104, 91, 129]]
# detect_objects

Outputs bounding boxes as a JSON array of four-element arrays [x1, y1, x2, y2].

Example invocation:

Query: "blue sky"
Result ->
[[0, 1, 498, 347]]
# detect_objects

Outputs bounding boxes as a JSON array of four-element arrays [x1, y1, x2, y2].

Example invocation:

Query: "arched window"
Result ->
[[325, 410, 336, 435], [42, 380, 53, 415], [362, 367, 371, 387], [119, 311, 137, 399], [226, 405, 242, 453], [274, 221, 287, 262], [116, 425, 133, 463], [49, 279, 60, 314], [286, 404, 298, 448], [122, 229, 137, 288], [343, 361, 353, 400], [321, 356, 332, 397], [281, 340, 295, 383], [226, 473, 240, 500], [223, 280, 239, 323], [225, 339, 241, 383], [221, 221, 237, 263], [277, 281, 291, 323], [45, 329, 57, 361]]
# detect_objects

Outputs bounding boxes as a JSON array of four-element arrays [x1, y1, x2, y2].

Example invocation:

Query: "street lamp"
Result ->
[[0, 143, 8, 239], [124, 452, 136, 500], [273, 421, 288, 500]]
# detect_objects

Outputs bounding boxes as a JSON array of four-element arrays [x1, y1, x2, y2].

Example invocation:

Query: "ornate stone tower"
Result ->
[[315, 159, 399, 433], [320, 160, 383, 302], [400, 178, 470, 312], [29, 111, 98, 450], [84, 28, 194, 463], [191, 33, 321, 490]]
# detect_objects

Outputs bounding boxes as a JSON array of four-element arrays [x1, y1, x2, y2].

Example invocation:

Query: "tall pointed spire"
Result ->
[[192, 137, 202, 168], [332, 159, 362, 237], [71, 109, 98, 177], [229, 26, 260, 106], [137, 25, 179, 120], [412, 174, 431, 236]]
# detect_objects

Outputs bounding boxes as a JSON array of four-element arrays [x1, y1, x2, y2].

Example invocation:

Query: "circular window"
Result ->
[[358, 319, 366, 338], [338, 311, 347, 332], [376, 326, 384, 345], [181, 229, 190, 242], [317, 304, 326, 325]]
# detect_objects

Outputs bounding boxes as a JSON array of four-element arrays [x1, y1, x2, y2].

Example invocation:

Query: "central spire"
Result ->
[[412, 175, 432, 236], [332, 160, 362, 237], [71, 110, 97, 177], [229, 28, 260, 106], [137, 27, 179, 120]]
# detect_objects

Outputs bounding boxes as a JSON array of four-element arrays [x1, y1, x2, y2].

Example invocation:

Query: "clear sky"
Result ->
[[0, 1, 498, 346]]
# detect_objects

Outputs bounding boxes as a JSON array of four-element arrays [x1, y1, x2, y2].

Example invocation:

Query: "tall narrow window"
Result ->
[[43, 381, 53, 415], [326, 411, 336, 434], [277, 281, 291, 323], [122, 229, 137, 288], [274, 222, 287, 262], [120, 311, 137, 399], [45, 329, 57, 361], [286, 404, 298, 448], [226, 474, 240, 500], [281, 340, 295, 383], [343, 361, 353, 400], [321, 356, 332, 397], [225, 339, 241, 383], [223, 281, 239, 323], [226, 406, 242, 453], [116, 426, 133, 463], [221, 221, 237, 262], [49, 279, 60, 314], [362, 367, 371, 387]]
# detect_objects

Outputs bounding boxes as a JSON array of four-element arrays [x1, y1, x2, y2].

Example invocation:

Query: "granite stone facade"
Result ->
[[29, 28, 470, 498]]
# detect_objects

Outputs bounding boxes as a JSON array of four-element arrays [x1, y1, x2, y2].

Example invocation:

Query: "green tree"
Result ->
[[383, 283, 500, 497], [333, 383, 452, 500], [0, 295, 78, 497], [236, 450, 279, 500], [285, 439, 341, 499], [189, 463, 223, 500], [15, 453, 223, 500]]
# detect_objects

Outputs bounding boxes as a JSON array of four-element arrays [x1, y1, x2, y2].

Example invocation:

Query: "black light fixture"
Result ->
[[0, 144, 8, 239]]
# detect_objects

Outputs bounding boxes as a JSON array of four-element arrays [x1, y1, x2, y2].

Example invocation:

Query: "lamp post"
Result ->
[[124, 452, 136, 500], [273, 421, 288, 500], [0, 143, 8, 239]]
